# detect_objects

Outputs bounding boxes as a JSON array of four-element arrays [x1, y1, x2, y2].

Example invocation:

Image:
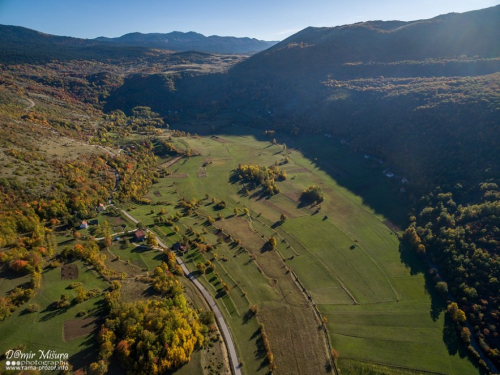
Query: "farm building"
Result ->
[[134, 230, 146, 241]]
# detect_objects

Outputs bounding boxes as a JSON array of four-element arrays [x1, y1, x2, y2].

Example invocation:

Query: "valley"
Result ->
[[1, 4, 500, 375]]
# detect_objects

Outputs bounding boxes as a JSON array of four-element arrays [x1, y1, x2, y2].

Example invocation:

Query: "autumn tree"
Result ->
[[197, 262, 207, 274], [268, 236, 277, 249], [146, 232, 158, 248]]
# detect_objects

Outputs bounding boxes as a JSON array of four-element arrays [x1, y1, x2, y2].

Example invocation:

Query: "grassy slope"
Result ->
[[128, 128, 481, 375], [0, 261, 109, 369]]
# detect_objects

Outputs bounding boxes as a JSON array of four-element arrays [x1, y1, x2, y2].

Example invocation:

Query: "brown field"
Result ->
[[383, 220, 402, 232], [197, 168, 207, 178], [283, 191, 301, 203], [64, 317, 98, 341], [61, 264, 78, 280], [160, 156, 183, 169], [119, 279, 155, 303], [213, 229, 232, 243], [216, 216, 331, 375]]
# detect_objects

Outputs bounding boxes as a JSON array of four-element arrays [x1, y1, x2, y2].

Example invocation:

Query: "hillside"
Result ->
[[232, 5, 500, 79], [0, 25, 275, 64], [95, 31, 277, 54]]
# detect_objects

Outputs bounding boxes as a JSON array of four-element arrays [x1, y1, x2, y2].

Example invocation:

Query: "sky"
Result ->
[[0, 0, 499, 41]]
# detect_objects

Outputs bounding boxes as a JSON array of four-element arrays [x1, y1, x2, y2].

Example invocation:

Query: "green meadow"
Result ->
[[120, 127, 482, 375]]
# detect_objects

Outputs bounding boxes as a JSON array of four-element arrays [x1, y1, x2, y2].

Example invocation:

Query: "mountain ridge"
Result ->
[[94, 30, 278, 54]]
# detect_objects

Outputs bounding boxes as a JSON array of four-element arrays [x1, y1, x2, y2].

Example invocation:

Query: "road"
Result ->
[[120, 209, 242, 375]]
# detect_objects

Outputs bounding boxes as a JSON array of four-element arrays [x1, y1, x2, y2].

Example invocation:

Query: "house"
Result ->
[[134, 230, 146, 242], [80, 221, 88, 229], [364, 154, 370, 159], [172, 242, 187, 252], [97, 203, 105, 212], [401, 178, 408, 184], [385, 172, 395, 178]]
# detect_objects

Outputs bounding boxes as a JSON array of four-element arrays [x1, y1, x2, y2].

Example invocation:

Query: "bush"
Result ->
[[26, 303, 39, 313]]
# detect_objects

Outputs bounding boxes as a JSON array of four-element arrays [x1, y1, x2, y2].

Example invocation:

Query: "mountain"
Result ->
[[231, 5, 500, 80], [102, 5, 500, 193], [95, 31, 277, 54], [0, 25, 275, 64], [0, 24, 158, 63]]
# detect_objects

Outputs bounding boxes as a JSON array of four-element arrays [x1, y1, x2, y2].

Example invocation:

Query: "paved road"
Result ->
[[120, 210, 242, 375]]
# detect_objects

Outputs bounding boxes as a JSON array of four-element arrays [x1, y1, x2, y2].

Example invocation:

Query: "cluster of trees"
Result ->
[[0, 188, 55, 320], [106, 142, 159, 202], [235, 163, 286, 196], [406, 182, 500, 367], [300, 185, 324, 204], [61, 241, 119, 280], [91, 265, 207, 375]]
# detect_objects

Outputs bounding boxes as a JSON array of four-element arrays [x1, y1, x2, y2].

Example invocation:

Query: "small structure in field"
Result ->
[[172, 242, 187, 252], [134, 230, 146, 242]]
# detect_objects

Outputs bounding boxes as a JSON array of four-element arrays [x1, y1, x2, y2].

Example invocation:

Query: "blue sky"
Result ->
[[0, 0, 498, 41]]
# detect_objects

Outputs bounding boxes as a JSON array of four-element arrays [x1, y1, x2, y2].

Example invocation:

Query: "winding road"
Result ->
[[120, 210, 242, 375]]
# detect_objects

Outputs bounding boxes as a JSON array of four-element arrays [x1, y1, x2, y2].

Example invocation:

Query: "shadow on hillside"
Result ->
[[211, 128, 410, 229], [399, 241, 488, 373]]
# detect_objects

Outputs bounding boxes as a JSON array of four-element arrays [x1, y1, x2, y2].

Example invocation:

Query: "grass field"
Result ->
[[0, 261, 109, 370], [120, 127, 482, 375]]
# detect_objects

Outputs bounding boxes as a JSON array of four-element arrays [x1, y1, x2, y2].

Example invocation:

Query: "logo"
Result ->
[[3, 349, 69, 371]]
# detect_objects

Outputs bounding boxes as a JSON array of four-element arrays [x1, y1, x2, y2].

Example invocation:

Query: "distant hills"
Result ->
[[0, 25, 277, 63], [95, 31, 277, 54], [232, 4, 500, 80]]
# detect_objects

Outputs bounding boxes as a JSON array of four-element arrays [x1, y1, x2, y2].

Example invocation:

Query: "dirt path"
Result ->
[[25, 97, 35, 112], [162, 156, 183, 169]]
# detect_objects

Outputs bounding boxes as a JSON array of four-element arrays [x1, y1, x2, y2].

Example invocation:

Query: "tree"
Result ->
[[280, 213, 287, 222], [136, 222, 145, 230], [173, 226, 180, 233], [447, 302, 466, 323], [234, 208, 239, 216], [436, 281, 448, 296], [268, 236, 277, 249], [75, 287, 87, 303], [103, 235, 112, 249], [243, 208, 250, 216], [147, 232, 158, 248], [197, 262, 207, 274]]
